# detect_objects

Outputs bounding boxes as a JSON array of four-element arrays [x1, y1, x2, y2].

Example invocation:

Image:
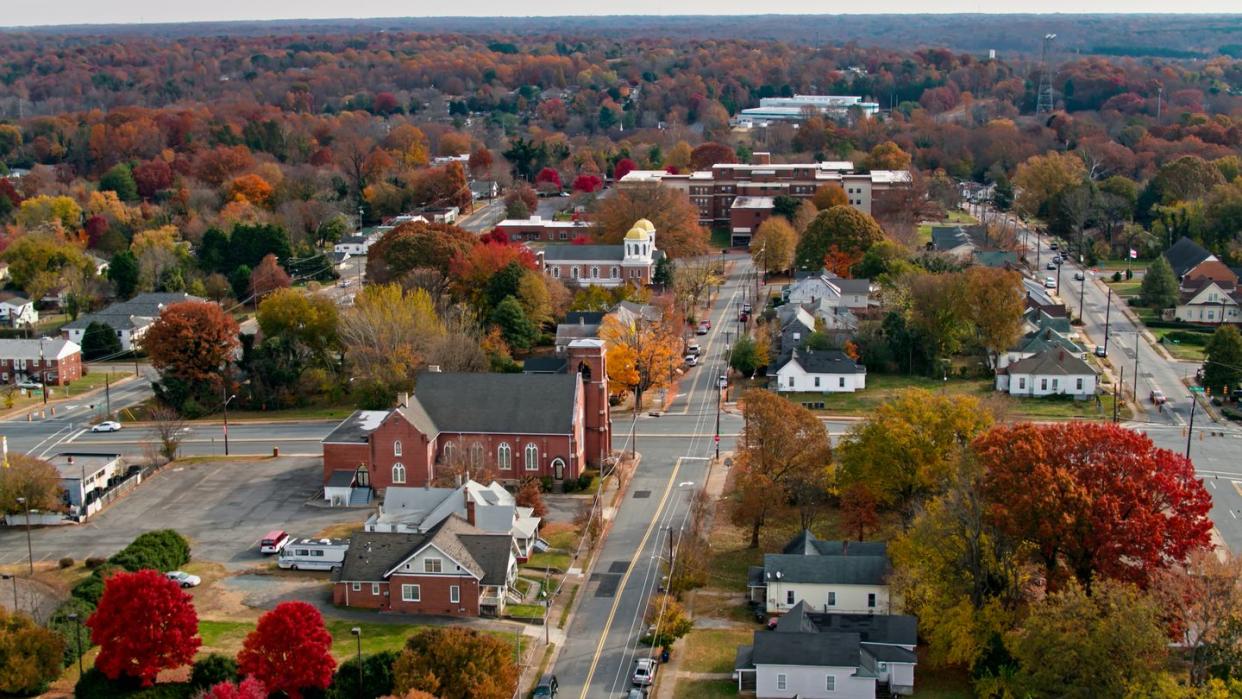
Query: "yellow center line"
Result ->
[[577, 456, 685, 699]]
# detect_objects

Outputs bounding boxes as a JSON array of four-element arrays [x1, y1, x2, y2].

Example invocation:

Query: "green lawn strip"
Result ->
[[557, 583, 578, 629], [524, 551, 571, 573], [1103, 279, 1142, 297], [783, 375, 993, 415], [679, 628, 753, 673], [505, 603, 546, 618], [1096, 258, 1151, 271], [706, 546, 763, 592], [1005, 394, 1118, 421], [198, 619, 422, 659], [671, 679, 740, 698]]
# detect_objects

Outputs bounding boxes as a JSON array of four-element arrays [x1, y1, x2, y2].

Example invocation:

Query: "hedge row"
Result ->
[[71, 530, 191, 605]]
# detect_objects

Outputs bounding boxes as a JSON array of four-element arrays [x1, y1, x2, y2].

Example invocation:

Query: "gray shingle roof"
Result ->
[[1165, 236, 1213, 279], [62, 293, 202, 331], [777, 348, 866, 375], [1004, 348, 1094, 377], [762, 552, 889, 586], [410, 371, 578, 434], [861, 643, 917, 663], [337, 515, 511, 585], [540, 245, 625, 261], [781, 530, 887, 558], [322, 410, 390, 444]]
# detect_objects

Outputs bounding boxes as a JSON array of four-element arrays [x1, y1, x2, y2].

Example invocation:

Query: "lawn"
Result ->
[[505, 603, 546, 619], [782, 375, 994, 415], [709, 226, 732, 249], [1147, 327, 1210, 361], [198, 619, 440, 659], [2, 370, 130, 414], [1096, 258, 1152, 271], [1003, 393, 1128, 421], [121, 397, 356, 423], [670, 679, 739, 698], [679, 628, 753, 673]]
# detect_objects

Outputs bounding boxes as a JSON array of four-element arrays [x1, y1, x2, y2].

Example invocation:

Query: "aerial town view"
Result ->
[[0, 2, 1241, 698]]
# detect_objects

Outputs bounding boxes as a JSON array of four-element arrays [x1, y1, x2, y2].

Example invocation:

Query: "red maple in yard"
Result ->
[[87, 569, 202, 686], [613, 158, 637, 181], [237, 601, 336, 699], [974, 422, 1212, 590], [205, 677, 267, 699], [571, 174, 602, 193], [534, 167, 561, 191]]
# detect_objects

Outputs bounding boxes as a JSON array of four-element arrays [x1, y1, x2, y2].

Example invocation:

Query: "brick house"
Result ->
[[322, 340, 611, 499], [332, 514, 516, 617], [534, 219, 660, 288], [0, 338, 82, 386]]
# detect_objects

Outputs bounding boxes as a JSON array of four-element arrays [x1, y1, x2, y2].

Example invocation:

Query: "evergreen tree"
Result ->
[[1204, 325, 1242, 398], [490, 296, 538, 351], [106, 250, 140, 299], [1139, 256, 1178, 309], [82, 321, 123, 360], [99, 164, 138, 202]]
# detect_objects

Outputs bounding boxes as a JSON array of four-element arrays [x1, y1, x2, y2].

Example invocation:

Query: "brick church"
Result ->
[[322, 339, 611, 501]]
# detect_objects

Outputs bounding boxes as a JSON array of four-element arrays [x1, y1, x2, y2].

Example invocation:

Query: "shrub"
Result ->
[[49, 597, 96, 668], [59, 557, 74, 568], [561, 477, 578, 494], [1112, 270, 1122, 282], [577, 473, 593, 491], [326, 650, 399, 699], [109, 529, 191, 573], [85, 556, 107, 569], [189, 654, 239, 689], [71, 563, 120, 605]]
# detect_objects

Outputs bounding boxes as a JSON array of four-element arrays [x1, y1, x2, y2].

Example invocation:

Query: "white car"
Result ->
[[684, 355, 698, 366], [166, 571, 201, 588], [16, 381, 42, 390], [91, 421, 122, 433], [1044, 277, 1057, 289], [632, 658, 657, 686]]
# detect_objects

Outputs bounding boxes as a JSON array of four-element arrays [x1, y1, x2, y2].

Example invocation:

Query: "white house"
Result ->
[[49, 452, 126, 521], [748, 531, 891, 615], [734, 602, 917, 698], [996, 348, 1097, 397], [1174, 280, 1242, 325], [365, 480, 542, 561], [0, 293, 38, 327], [61, 292, 201, 353], [334, 232, 381, 256], [785, 272, 871, 311], [773, 349, 866, 394]]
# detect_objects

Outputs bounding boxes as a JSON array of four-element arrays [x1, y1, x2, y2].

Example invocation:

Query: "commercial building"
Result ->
[[734, 95, 881, 127]]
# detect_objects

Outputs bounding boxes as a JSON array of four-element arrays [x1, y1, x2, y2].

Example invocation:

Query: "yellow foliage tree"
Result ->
[[599, 308, 682, 411], [16, 195, 82, 230]]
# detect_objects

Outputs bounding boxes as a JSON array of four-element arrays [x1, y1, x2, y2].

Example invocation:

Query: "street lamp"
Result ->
[[67, 612, 84, 676], [350, 627, 362, 699], [16, 496, 33, 575], [222, 392, 237, 456]]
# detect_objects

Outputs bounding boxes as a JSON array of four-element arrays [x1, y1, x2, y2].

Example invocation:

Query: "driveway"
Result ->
[[0, 457, 364, 571]]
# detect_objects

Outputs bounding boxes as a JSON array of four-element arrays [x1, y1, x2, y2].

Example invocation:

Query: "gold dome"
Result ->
[[624, 227, 647, 240], [633, 218, 655, 233]]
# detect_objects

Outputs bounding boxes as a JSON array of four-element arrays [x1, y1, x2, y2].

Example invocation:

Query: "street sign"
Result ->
[[1190, 386, 1204, 393]]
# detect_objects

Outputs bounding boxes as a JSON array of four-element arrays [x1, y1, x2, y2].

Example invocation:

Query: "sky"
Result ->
[[4, 1, 1239, 28]]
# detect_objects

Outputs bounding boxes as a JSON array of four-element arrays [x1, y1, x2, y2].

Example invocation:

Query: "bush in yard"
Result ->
[[71, 563, 120, 605], [75, 669, 195, 699], [48, 597, 96, 668], [58, 557, 74, 568], [201, 677, 267, 699], [85, 556, 106, 568], [109, 529, 191, 573], [326, 650, 399, 699], [190, 654, 240, 689], [393, 627, 518, 699]]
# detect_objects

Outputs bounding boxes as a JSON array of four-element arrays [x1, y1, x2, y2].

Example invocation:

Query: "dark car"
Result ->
[[533, 674, 559, 698]]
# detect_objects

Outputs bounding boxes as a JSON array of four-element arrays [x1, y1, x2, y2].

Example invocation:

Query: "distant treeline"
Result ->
[[1091, 46, 1207, 59]]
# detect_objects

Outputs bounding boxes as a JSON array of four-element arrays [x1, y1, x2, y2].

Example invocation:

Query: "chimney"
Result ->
[[398, 392, 409, 408], [753, 151, 772, 165], [465, 493, 476, 526]]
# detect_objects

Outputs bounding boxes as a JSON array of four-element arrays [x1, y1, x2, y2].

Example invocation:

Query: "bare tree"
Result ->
[[148, 404, 185, 462]]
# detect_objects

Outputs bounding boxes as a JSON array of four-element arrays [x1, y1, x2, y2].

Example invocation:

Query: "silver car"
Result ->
[[166, 571, 201, 588]]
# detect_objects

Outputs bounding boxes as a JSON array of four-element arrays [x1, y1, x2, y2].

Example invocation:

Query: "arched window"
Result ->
[[571, 266, 580, 279], [442, 442, 455, 464], [590, 266, 600, 279], [524, 444, 539, 471], [578, 361, 591, 382], [471, 442, 484, 468], [393, 440, 402, 457], [552, 266, 561, 278], [497, 443, 512, 470], [551, 458, 565, 480], [611, 266, 619, 279], [392, 463, 406, 484]]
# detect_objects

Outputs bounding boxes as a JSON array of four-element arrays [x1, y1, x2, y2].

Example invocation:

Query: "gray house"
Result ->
[[734, 601, 918, 698]]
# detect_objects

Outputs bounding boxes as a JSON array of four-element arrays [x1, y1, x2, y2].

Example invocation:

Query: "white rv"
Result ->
[[276, 538, 350, 571]]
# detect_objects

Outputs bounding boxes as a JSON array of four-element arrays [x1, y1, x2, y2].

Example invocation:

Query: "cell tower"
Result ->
[[1036, 33, 1057, 116]]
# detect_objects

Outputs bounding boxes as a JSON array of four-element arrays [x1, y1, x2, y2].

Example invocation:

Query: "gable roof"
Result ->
[[322, 410, 389, 444], [761, 531, 890, 586], [0, 338, 80, 361], [539, 245, 625, 262], [338, 515, 511, 585], [743, 602, 918, 670], [778, 348, 866, 376], [62, 293, 202, 331], [781, 530, 887, 557], [1165, 237, 1214, 279], [409, 371, 579, 435], [1003, 347, 1095, 377]]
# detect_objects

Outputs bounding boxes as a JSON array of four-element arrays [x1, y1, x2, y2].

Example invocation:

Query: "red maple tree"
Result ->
[[572, 174, 603, 193], [249, 253, 292, 299], [237, 601, 336, 699], [974, 422, 1212, 590], [534, 167, 561, 191], [205, 677, 267, 699], [613, 158, 637, 181], [86, 569, 201, 686]]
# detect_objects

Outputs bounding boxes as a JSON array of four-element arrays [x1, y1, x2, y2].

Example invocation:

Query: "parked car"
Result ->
[[718, 374, 728, 389], [738, 311, 749, 322], [259, 530, 290, 554], [1151, 389, 1167, 405], [1094, 345, 1107, 357], [742, 302, 752, 313], [1049, 242, 1059, 250], [633, 658, 657, 686], [1046, 261, 1057, 270], [695, 322, 708, 335], [684, 355, 698, 367], [625, 690, 647, 699], [533, 674, 559, 698], [165, 571, 201, 588], [686, 342, 701, 356], [1044, 277, 1057, 289], [1074, 271, 1085, 281], [91, 421, 122, 433], [338, 279, 353, 288], [16, 380, 42, 390]]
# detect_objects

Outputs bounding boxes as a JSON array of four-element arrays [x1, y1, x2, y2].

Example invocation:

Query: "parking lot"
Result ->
[[0, 456, 362, 571]]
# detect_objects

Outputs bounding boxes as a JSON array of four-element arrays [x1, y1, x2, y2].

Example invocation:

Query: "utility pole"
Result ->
[[1103, 287, 1112, 355], [104, 374, 112, 417], [714, 379, 722, 461], [1186, 396, 1197, 460], [1114, 365, 1123, 423], [1078, 257, 1086, 321], [38, 339, 47, 406], [1133, 328, 1140, 401], [17, 497, 33, 575], [222, 388, 237, 456]]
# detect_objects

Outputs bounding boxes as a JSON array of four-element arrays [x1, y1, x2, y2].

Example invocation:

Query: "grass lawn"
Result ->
[[198, 619, 457, 659], [1003, 393, 1128, 421], [525, 551, 571, 573], [710, 226, 732, 249], [524, 521, 581, 573], [1096, 258, 1151, 271], [2, 370, 129, 414], [505, 603, 546, 618], [783, 375, 993, 416], [1147, 327, 1209, 361], [558, 583, 578, 628], [671, 679, 739, 698], [679, 628, 753, 673], [1103, 278, 1142, 298], [217, 404, 358, 421]]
